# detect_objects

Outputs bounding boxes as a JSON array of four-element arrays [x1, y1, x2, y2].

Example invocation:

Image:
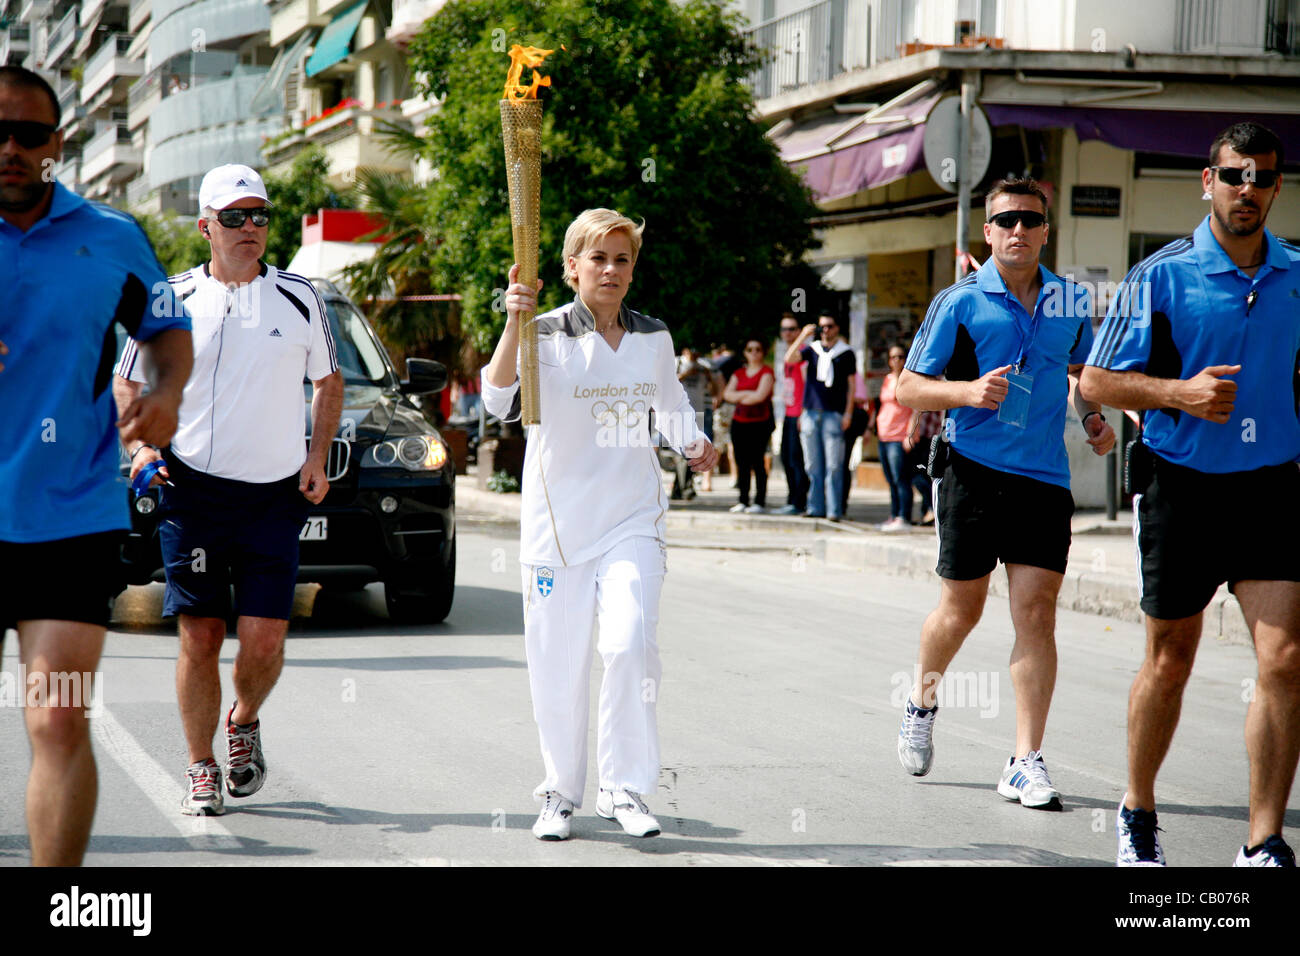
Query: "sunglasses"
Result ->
[[818, 324, 836, 332], [1210, 166, 1280, 189], [779, 325, 799, 332], [0, 120, 57, 149], [987, 210, 1047, 229], [213, 207, 270, 228], [744, 346, 764, 352]]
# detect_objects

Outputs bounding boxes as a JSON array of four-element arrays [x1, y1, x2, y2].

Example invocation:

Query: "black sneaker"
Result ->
[[1233, 834, 1296, 867], [1116, 798, 1165, 866], [225, 703, 266, 798]]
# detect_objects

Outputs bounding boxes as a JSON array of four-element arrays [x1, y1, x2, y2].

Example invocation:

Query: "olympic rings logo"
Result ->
[[590, 399, 647, 428]]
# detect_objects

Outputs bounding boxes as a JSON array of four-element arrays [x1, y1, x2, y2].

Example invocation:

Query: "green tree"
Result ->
[[262, 146, 356, 270], [386, 0, 822, 352], [136, 211, 210, 277]]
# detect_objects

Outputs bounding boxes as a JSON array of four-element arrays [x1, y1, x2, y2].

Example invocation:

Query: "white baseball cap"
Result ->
[[198, 164, 271, 212]]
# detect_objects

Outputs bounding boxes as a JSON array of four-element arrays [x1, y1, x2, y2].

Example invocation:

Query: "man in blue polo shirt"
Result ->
[[0, 66, 191, 865], [894, 175, 1115, 812], [1081, 122, 1300, 868]]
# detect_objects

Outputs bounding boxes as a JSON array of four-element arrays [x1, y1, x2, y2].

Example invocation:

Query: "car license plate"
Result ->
[[300, 517, 328, 541]]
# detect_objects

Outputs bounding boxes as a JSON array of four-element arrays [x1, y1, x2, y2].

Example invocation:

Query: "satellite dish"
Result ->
[[923, 96, 992, 194]]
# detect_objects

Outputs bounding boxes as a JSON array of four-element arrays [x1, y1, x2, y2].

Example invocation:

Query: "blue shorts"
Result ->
[[157, 453, 307, 620]]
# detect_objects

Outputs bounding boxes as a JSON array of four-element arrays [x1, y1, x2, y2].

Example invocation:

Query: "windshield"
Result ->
[[318, 295, 399, 387]]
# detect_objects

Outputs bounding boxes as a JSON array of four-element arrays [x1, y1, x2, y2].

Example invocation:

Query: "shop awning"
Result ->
[[305, 0, 368, 78], [770, 91, 940, 202], [980, 76, 1300, 158]]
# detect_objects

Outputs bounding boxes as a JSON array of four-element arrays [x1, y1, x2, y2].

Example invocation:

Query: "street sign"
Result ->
[[923, 96, 992, 194]]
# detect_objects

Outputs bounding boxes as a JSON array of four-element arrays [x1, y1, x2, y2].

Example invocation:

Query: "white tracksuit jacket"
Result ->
[[480, 298, 703, 567]]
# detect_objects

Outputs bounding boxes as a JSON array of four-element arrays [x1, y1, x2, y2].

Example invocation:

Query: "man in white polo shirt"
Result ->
[[113, 164, 343, 815]]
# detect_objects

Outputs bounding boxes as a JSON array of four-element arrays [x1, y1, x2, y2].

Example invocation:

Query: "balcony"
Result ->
[[148, 70, 283, 188], [81, 123, 142, 183], [44, 4, 78, 67], [1175, 0, 1300, 55], [82, 34, 143, 104], [269, 0, 329, 46], [55, 76, 86, 128], [150, 0, 271, 72], [745, 0, 871, 101], [80, 0, 109, 27], [128, 0, 151, 32], [18, 0, 53, 24], [387, 0, 446, 46], [1, 25, 33, 64], [54, 149, 80, 190], [263, 100, 409, 186]]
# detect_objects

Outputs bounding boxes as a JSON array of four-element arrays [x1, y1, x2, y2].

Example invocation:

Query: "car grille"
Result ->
[[327, 438, 351, 482]]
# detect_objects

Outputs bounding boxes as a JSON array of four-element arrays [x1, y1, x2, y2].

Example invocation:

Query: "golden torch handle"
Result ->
[[500, 98, 543, 425]]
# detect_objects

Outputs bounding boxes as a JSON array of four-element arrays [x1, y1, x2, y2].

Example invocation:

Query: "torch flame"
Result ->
[[503, 44, 554, 99]]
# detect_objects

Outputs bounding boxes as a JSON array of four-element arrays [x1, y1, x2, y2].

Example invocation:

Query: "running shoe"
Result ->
[[1116, 799, 1165, 866], [997, 750, 1062, 810], [225, 703, 266, 798], [181, 758, 225, 816], [1233, 834, 1296, 867], [595, 788, 661, 837], [897, 699, 937, 776], [775, 504, 800, 515], [532, 791, 574, 841], [744, 504, 764, 514], [728, 502, 747, 513]]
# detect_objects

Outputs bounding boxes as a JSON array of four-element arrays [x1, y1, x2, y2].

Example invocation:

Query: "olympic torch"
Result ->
[[500, 44, 553, 425]]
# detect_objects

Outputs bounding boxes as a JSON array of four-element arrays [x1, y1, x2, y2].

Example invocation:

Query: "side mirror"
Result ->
[[400, 357, 447, 395]]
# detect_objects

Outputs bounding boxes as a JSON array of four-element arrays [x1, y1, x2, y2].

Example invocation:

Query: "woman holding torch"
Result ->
[[482, 209, 717, 841]]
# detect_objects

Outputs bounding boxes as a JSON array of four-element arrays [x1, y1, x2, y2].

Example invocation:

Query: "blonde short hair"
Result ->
[[561, 208, 645, 291]]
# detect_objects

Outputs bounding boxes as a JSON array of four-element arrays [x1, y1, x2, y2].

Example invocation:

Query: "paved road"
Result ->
[[0, 519, 1291, 867]]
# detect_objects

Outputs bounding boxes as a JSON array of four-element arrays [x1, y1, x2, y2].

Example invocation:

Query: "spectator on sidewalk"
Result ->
[[711, 342, 742, 486], [723, 338, 775, 514], [904, 409, 942, 525], [774, 313, 809, 514], [840, 368, 873, 517], [877, 345, 917, 530], [785, 313, 856, 521]]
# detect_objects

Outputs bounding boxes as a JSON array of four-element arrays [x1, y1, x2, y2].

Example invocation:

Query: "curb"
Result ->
[[455, 481, 1249, 648]]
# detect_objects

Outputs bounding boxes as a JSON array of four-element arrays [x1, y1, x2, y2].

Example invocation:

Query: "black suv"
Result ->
[[118, 279, 457, 622]]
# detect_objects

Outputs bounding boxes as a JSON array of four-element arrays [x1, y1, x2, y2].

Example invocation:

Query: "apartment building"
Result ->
[[737, 0, 1300, 503], [259, 0, 427, 188]]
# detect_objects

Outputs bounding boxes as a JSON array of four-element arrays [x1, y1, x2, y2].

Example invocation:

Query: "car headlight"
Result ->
[[362, 436, 448, 471]]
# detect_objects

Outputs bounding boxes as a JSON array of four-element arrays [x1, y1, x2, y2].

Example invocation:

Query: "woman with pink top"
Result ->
[[876, 344, 916, 531]]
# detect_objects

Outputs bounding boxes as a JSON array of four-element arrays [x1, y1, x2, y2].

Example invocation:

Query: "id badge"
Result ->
[[997, 370, 1034, 429]]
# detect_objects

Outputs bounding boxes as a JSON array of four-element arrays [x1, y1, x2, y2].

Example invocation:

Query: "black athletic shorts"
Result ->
[[157, 452, 307, 621], [0, 531, 126, 632], [934, 450, 1075, 580], [1134, 455, 1300, 620]]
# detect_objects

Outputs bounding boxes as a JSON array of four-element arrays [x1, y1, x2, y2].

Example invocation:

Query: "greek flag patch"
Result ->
[[537, 567, 554, 597]]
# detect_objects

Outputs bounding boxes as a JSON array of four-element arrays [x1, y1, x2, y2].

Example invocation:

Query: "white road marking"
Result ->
[[92, 706, 242, 851]]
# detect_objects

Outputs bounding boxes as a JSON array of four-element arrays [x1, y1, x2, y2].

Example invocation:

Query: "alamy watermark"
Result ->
[[0, 665, 103, 715]]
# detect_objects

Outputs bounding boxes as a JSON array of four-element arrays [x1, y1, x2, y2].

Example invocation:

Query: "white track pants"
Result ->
[[520, 536, 666, 807]]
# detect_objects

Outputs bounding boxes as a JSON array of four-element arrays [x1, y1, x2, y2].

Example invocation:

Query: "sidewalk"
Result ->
[[457, 461, 1250, 647]]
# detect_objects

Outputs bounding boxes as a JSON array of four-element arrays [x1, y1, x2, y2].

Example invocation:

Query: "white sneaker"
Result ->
[[897, 700, 936, 776], [728, 503, 747, 513], [880, 517, 905, 532], [997, 750, 1062, 810], [595, 788, 661, 837], [532, 791, 574, 841], [744, 504, 764, 514]]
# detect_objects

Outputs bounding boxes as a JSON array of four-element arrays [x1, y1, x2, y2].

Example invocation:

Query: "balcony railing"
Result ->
[[44, 3, 78, 66], [128, 0, 152, 31], [746, 0, 870, 101], [1175, 0, 1299, 54], [83, 123, 133, 163], [18, 0, 53, 24]]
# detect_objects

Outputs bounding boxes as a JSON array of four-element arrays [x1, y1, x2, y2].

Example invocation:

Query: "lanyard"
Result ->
[[1012, 291, 1043, 373]]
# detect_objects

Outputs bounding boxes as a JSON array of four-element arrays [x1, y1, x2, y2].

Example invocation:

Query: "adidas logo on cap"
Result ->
[[235, 179, 248, 187]]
